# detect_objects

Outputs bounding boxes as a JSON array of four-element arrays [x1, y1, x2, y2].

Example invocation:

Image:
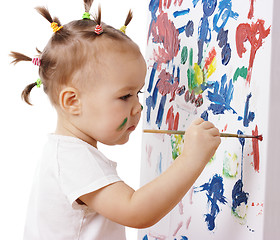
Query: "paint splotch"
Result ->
[[195, 174, 227, 231]]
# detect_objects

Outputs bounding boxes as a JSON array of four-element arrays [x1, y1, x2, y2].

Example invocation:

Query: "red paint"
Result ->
[[186, 216, 191, 229], [221, 124, 228, 132], [166, 106, 179, 131], [150, 12, 180, 67], [157, 69, 179, 102], [248, 0, 255, 19], [204, 47, 216, 70], [236, 19, 271, 85], [252, 125, 260, 172]]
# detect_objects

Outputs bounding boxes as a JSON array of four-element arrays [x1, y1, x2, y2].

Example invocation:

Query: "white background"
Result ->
[[0, 0, 148, 239]]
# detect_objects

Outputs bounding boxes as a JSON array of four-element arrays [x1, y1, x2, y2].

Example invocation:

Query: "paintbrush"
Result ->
[[143, 129, 263, 141]]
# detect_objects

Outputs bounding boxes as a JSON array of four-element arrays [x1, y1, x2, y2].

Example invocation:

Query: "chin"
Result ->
[[101, 134, 130, 146]]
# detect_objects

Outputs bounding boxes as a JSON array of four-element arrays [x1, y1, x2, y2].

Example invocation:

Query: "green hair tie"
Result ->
[[36, 78, 42, 88], [83, 12, 91, 19]]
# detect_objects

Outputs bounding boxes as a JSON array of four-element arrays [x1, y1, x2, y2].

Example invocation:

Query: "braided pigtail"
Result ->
[[10, 51, 41, 66], [120, 10, 133, 34]]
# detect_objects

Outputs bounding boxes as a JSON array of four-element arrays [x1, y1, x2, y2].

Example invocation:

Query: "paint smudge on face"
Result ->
[[223, 151, 239, 178], [252, 125, 260, 172], [195, 174, 227, 231], [166, 106, 180, 130], [150, 12, 181, 66], [243, 93, 255, 127], [233, 66, 248, 82], [236, 19, 271, 85], [232, 179, 249, 222], [171, 134, 184, 160], [206, 74, 236, 115], [117, 117, 127, 131]]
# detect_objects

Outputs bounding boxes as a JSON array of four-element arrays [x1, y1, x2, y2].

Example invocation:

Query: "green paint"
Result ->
[[233, 67, 248, 82], [189, 48, 193, 66], [171, 134, 184, 160], [181, 46, 188, 64], [117, 117, 127, 131], [223, 151, 238, 178]]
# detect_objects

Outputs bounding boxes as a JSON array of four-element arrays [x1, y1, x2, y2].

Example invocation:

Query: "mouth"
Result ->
[[127, 125, 136, 131]]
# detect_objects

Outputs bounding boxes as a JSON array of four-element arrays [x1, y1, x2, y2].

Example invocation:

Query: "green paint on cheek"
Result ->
[[117, 117, 128, 131]]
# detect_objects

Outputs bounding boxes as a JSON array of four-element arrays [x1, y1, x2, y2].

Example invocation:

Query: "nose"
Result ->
[[131, 100, 143, 116]]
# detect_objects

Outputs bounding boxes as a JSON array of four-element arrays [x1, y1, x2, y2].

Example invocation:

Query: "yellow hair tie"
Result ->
[[120, 25, 127, 34], [51, 22, 63, 33]]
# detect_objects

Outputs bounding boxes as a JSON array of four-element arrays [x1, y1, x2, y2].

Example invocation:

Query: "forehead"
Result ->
[[93, 39, 146, 89]]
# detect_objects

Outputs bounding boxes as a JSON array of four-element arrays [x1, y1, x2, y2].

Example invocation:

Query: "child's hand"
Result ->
[[181, 118, 221, 167]]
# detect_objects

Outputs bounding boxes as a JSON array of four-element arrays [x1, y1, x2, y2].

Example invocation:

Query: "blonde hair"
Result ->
[[10, 0, 135, 105]]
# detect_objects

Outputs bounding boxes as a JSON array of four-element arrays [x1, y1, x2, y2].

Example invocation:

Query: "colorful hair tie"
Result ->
[[120, 25, 127, 34], [51, 22, 63, 33], [94, 24, 103, 35], [32, 58, 41, 66], [83, 12, 91, 19], [36, 78, 42, 88]]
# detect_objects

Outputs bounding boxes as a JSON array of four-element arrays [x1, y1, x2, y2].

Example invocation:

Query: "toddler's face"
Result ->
[[78, 44, 147, 146]]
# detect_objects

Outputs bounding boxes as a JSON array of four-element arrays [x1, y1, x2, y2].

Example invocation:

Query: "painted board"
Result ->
[[139, 0, 279, 239]]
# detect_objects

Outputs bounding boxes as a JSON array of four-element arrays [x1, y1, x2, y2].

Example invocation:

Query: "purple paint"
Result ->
[[185, 20, 194, 37], [221, 43, 231, 65], [156, 95, 167, 129], [195, 174, 227, 231], [217, 28, 228, 48]]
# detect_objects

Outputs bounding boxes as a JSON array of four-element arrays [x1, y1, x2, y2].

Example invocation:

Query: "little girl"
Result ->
[[11, 0, 221, 239]]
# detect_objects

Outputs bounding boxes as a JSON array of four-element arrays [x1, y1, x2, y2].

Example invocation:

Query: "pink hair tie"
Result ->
[[32, 58, 41, 66], [94, 24, 103, 35]]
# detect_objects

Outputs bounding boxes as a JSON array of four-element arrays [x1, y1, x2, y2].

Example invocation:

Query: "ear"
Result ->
[[59, 87, 81, 115]]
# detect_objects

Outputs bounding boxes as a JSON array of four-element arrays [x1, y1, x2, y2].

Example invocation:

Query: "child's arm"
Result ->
[[79, 118, 221, 228]]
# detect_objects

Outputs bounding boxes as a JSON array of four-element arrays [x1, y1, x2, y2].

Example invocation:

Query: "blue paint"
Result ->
[[207, 74, 236, 115], [143, 235, 148, 240], [232, 179, 249, 213], [217, 28, 228, 48], [221, 43, 231, 65], [176, 66, 180, 84], [237, 129, 245, 180], [202, 0, 217, 17], [195, 174, 227, 231], [177, 85, 186, 96], [173, 9, 190, 18], [146, 80, 159, 123], [213, 0, 239, 33], [175, 237, 188, 240], [147, 62, 158, 93], [238, 116, 243, 121], [156, 95, 167, 128], [178, 26, 187, 34], [198, 16, 211, 65], [148, 0, 159, 38], [201, 110, 209, 121], [185, 20, 194, 37], [243, 93, 255, 127]]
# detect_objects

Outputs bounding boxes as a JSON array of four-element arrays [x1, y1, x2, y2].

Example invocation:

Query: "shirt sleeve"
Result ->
[[56, 141, 122, 208]]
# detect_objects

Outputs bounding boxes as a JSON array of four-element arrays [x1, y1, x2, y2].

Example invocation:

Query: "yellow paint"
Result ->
[[207, 57, 217, 78], [194, 63, 203, 85]]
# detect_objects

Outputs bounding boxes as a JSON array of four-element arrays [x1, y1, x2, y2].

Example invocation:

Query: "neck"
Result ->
[[55, 113, 98, 148]]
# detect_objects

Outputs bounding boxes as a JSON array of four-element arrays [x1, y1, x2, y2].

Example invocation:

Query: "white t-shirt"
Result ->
[[24, 134, 126, 240]]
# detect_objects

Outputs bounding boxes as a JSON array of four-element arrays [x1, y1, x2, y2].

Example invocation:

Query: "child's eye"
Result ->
[[120, 94, 132, 100], [137, 90, 144, 95]]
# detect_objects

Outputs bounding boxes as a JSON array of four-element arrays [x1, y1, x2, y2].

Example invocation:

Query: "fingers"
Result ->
[[191, 118, 204, 125]]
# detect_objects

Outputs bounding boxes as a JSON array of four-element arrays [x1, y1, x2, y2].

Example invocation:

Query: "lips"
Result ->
[[127, 125, 136, 131]]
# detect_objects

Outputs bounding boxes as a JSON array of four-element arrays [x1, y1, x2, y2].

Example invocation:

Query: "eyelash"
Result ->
[[120, 91, 144, 101]]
